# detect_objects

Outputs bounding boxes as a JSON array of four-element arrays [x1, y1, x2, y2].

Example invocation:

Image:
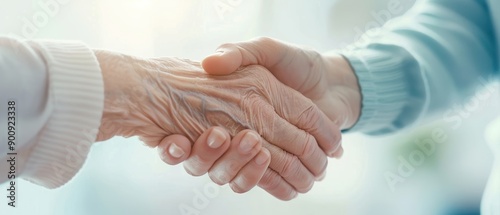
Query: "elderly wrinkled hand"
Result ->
[[95, 50, 342, 200], [159, 37, 361, 200]]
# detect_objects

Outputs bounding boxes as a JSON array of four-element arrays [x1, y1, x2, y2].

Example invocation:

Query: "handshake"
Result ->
[[96, 37, 361, 200]]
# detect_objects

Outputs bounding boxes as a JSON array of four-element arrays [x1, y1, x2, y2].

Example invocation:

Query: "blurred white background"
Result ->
[[0, 0, 497, 214]]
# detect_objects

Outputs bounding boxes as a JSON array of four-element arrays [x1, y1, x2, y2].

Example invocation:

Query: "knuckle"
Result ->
[[297, 134, 316, 158], [280, 156, 301, 178], [242, 65, 272, 82], [255, 37, 277, 46], [259, 170, 281, 191], [242, 97, 274, 132], [296, 104, 320, 129]]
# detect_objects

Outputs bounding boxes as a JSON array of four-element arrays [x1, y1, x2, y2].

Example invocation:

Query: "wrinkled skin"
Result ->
[[203, 37, 362, 133], [95, 50, 342, 200], [156, 37, 361, 199]]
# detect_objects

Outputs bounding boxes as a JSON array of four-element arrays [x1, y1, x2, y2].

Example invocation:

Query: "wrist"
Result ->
[[94, 50, 148, 141], [323, 53, 361, 129]]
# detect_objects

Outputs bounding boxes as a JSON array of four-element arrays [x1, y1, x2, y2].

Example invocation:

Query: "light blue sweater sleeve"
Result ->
[[342, 0, 498, 135]]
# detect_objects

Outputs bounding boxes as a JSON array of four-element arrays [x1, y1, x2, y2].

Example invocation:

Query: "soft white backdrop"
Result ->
[[0, 0, 495, 214]]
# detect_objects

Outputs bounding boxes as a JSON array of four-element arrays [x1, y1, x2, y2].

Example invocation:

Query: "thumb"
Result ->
[[202, 37, 289, 75], [202, 45, 244, 75]]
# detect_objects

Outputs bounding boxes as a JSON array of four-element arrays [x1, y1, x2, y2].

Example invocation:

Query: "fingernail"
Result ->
[[211, 168, 230, 185], [168, 143, 184, 158], [255, 151, 269, 165], [328, 141, 343, 158], [333, 146, 344, 159], [317, 171, 326, 181], [239, 132, 259, 154], [230, 178, 245, 193], [208, 127, 226, 149]]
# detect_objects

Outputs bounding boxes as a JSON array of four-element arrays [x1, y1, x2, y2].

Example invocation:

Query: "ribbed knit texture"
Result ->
[[342, 45, 424, 134], [22, 40, 104, 188]]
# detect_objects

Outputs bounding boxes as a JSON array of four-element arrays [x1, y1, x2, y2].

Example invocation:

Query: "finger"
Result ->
[[202, 37, 290, 75], [205, 41, 343, 156], [229, 148, 271, 193], [246, 99, 328, 180], [332, 145, 344, 159], [262, 138, 316, 193], [258, 169, 298, 201], [258, 68, 343, 157], [157, 134, 192, 165], [208, 130, 262, 185], [183, 127, 231, 176], [316, 169, 327, 181]]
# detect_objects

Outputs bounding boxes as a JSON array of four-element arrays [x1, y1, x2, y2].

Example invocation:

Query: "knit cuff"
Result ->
[[342, 44, 425, 135], [22, 40, 104, 188]]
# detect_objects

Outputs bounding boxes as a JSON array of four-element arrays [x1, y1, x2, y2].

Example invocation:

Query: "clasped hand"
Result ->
[[95, 50, 344, 200]]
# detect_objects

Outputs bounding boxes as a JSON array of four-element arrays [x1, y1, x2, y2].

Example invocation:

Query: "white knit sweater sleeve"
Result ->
[[0, 37, 104, 188]]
